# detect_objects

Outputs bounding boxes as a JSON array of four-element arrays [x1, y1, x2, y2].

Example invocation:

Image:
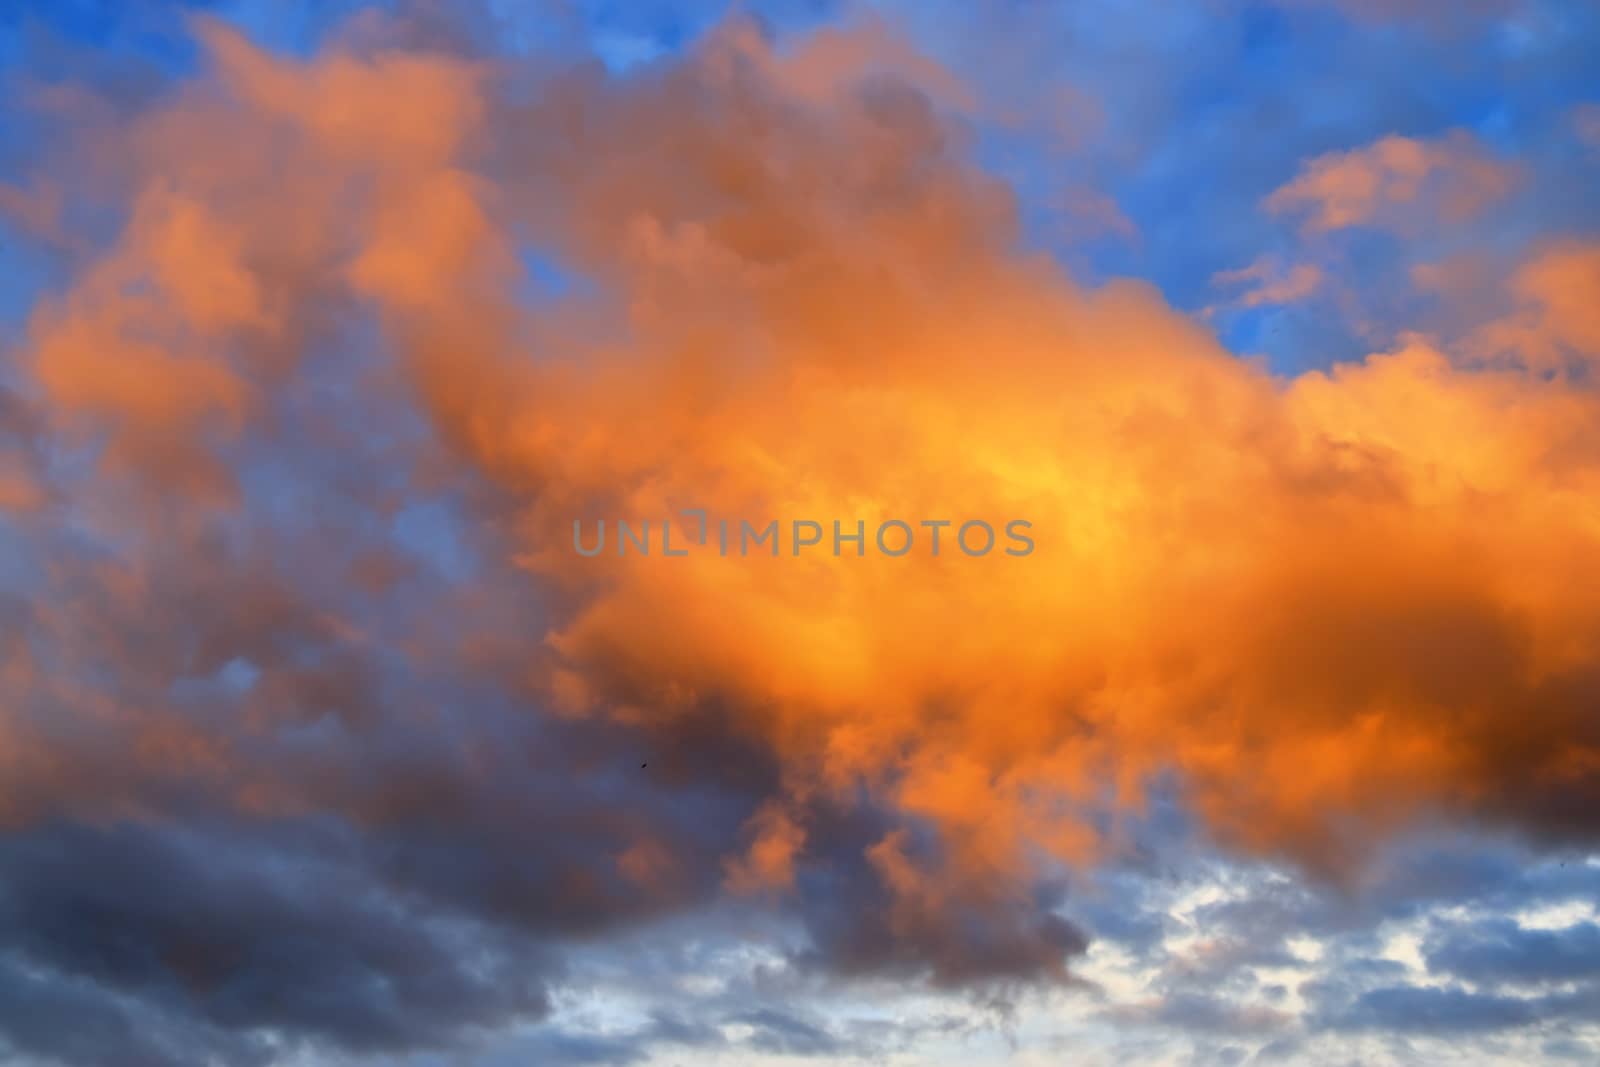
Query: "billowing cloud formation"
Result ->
[[1, 5, 1599, 1064]]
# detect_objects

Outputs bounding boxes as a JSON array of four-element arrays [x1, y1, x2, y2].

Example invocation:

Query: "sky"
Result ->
[[0, 1, 1599, 1065]]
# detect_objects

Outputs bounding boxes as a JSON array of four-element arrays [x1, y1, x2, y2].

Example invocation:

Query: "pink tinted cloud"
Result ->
[[1266, 131, 1520, 234]]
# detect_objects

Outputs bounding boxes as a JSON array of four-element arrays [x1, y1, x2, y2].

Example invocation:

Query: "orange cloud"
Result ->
[[1467, 243, 1600, 372], [1266, 131, 1520, 234], [5, 15, 1600, 937], [1212, 257, 1325, 310], [1575, 102, 1600, 153]]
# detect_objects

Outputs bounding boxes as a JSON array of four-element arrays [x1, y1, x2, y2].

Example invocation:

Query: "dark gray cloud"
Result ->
[[0, 821, 555, 1061], [793, 812, 1091, 988], [1427, 919, 1600, 987], [1329, 985, 1547, 1033], [1110, 992, 1293, 1036], [734, 1008, 846, 1057]]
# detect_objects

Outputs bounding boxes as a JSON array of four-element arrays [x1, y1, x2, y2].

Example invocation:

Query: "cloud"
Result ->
[[733, 1007, 848, 1057], [1269, 0, 1521, 25], [0, 821, 557, 1065], [0, 6, 1599, 1063], [1110, 991, 1293, 1036], [1427, 918, 1600, 987], [1266, 131, 1520, 233], [1470, 242, 1600, 371], [1048, 186, 1138, 243], [1576, 103, 1600, 153], [1329, 984, 1547, 1032], [1212, 256, 1325, 310]]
